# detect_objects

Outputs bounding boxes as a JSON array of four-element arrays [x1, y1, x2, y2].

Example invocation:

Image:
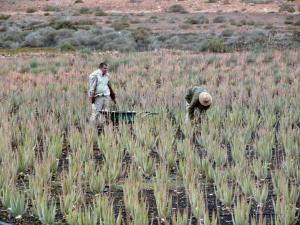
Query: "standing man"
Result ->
[[185, 86, 212, 124], [89, 62, 116, 129]]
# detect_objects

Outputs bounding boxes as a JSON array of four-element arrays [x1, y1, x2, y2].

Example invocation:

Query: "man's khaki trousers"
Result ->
[[90, 96, 108, 127]]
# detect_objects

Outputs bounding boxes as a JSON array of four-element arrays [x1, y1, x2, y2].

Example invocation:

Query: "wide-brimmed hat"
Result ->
[[199, 92, 212, 106]]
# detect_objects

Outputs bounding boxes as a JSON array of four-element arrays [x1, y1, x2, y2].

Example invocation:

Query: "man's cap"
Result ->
[[199, 92, 212, 106]]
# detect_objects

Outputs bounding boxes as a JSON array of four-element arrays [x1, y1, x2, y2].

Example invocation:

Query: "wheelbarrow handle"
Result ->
[[137, 111, 158, 118]]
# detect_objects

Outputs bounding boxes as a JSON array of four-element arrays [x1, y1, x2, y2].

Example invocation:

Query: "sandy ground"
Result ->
[[1, 0, 300, 14], [0, 0, 299, 34]]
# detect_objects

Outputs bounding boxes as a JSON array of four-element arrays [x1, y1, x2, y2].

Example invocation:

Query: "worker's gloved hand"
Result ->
[[90, 97, 95, 104]]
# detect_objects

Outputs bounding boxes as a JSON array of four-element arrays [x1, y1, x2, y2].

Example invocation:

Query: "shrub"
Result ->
[[50, 19, 77, 30], [284, 19, 294, 25], [0, 14, 11, 20], [60, 43, 75, 51], [207, 56, 220, 64], [131, 27, 151, 42], [265, 23, 273, 30], [213, 16, 226, 23], [75, 0, 83, 3], [185, 16, 209, 24], [73, 19, 95, 25], [247, 20, 255, 26], [294, 20, 300, 26], [185, 18, 198, 24], [26, 8, 38, 13], [246, 54, 257, 64], [198, 39, 229, 53], [94, 7, 107, 16], [279, 4, 295, 13], [43, 5, 60, 12], [179, 24, 191, 29], [226, 55, 237, 66], [111, 21, 130, 31], [23, 27, 57, 47], [221, 29, 234, 37], [168, 4, 188, 13], [78, 7, 90, 14], [2, 30, 26, 42]]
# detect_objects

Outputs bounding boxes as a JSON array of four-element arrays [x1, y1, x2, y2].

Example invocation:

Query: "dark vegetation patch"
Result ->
[[26, 7, 38, 13], [43, 5, 61, 12], [94, 7, 107, 16], [279, 3, 296, 13], [168, 4, 188, 14], [0, 14, 11, 20], [213, 16, 227, 23], [185, 15, 209, 24]]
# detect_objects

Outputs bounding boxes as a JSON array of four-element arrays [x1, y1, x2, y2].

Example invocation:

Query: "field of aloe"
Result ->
[[0, 49, 299, 225]]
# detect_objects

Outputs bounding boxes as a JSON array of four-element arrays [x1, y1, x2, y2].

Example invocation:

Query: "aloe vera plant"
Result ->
[[9, 190, 28, 218], [171, 208, 189, 225], [273, 196, 298, 225], [232, 197, 251, 225], [252, 182, 268, 206], [33, 194, 56, 225], [187, 183, 206, 220], [215, 179, 235, 208], [251, 159, 268, 180], [154, 166, 172, 220], [94, 195, 122, 225], [89, 169, 106, 194]]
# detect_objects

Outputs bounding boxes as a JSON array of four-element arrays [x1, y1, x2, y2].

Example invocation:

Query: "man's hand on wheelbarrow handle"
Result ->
[[90, 96, 95, 104]]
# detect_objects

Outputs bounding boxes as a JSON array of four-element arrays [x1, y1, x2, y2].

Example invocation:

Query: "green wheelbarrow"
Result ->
[[98, 110, 157, 126]]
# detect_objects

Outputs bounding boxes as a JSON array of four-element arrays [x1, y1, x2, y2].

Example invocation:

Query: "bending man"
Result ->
[[185, 86, 212, 124]]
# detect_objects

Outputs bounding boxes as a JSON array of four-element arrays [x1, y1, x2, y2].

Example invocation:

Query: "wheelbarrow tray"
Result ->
[[98, 110, 157, 125], [98, 110, 137, 125]]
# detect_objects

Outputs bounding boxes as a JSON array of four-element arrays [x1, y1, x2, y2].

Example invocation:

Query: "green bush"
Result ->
[[0, 14, 11, 20], [279, 4, 295, 13], [43, 5, 60, 12], [213, 16, 226, 23], [229, 19, 236, 25], [284, 19, 294, 25], [79, 7, 90, 14], [185, 16, 209, 24], [111, 21, 130, 31], [131, 27, 151, 42], [73, 19, 95, 25], [263, 53, 273, 63], [60, 43, 76, 51], [207, 56, 220, 65], [198, 39, 229, 53], [75, 0, 83, 3], [168, 4, 188, 14], [226, 55, 237, 66], [221, 29, 233, 37], [26, 8, 38, 13], [179, 24, 191, 30], [264, 23, 273, 30], [246, 54, 257, 64], [294, 20, 300, 26], [94, 7, 107, 16], [50, 19, 77, 30]]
